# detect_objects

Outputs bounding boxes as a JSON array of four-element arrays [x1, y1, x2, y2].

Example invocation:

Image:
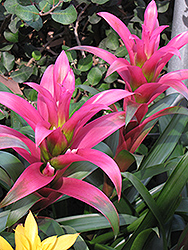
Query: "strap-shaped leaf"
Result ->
[[0, 151, 25, 182], [140, 114, 188, 169], [123, 172, 168, 249], [122, 151, 188, 249], [57, 213, 137, 233]]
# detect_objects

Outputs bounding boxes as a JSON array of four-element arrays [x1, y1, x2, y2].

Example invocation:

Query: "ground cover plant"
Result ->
[[0, 0, 188, 249]]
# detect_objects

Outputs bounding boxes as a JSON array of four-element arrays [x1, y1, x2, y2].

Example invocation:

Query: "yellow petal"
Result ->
[[15, 224, 25, 235], [53, 233, 79, 250], [15, 226, 31, 250], [40, 236, 57, 250], [24, 211, 39, 248], [0, 236, 13, 250]]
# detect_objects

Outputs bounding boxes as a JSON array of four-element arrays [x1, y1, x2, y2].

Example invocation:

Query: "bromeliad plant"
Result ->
[[73, 0, 188, 104], [73, 0, 188, 171], [0, 50, 134, 234], [67, 1, 188, 248]]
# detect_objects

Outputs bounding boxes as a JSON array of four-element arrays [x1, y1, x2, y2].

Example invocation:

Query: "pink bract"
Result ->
[[72, 0, 188, 105]]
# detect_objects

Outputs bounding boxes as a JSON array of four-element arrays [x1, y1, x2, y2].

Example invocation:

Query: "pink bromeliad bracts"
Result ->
[[0, 51, 134, 235], [73, 0, 188, 172]]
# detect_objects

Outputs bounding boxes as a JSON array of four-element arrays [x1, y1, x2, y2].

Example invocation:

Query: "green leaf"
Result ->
[[0, 62, 6, 74], [10, 65, 33, 83], [140, 114, 188, 169], [63, 161, 97, 179], [46, 0, 60, 5], [32, 50, 41, 61], [88, 13, 101, 24], [0, 210, 10, 232], [51, 5, 77, 25], [104, 71, 118, 83], [0, 44, 14, 51], [123, 151, 188, 249], [39, 0, 51, 12], [104, 130, 119, 156], [130, 228, 159, 250], [123, 172, 167, 248], [77, 85, 99, 95], [157, 1, 170, 13], [0, 4, 6, 21], [62, 46, 77, 63], [39, 218, 64, 237], [87, 67, 103, 86], [18, 0, 39, 5], [4, 0, 39, 22], [6, 194, 40, 227], [57, 213, 137, 232], [1, 52, 15, 72], [122, 163, 175, 196], [15, 5, 39, 22], [105, 32, 119, 50], [0, 151, 25, 182], [9, 16, 21, 33], [26, 16, 43, 31], [78, 54, 93, 72], [157, 153, 188, 221], [0, 167, 12, 189], [18, 125, 35, 140], [115, 46, 128, 57], [115, 150, 135, 172], [91, 0, 109, 4], [4, 30, 19, 43], [145, 93, 179, 119], [94, 142, 114, 157], [4, 0, 18, 13], [175, 223, 188, 250]]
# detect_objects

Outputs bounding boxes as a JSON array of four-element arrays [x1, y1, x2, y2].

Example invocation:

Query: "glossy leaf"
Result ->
[[91, 0, 109, 4], [1, 52, 15, 72], [0, 151, 25, 182], [38, 217, 64, 237], [123, 151, 188, 249], [130, 228, 159, 250], [6, 194, 40, 228], [78, 54, 93, 72], [123, 172, 167, 248], [14, 4, 39, 22], [0, 168, 12, 189], [10, 65, 33, 83], [57, 213, 137, 233], [140, 114, 188, 169], [0, 211, 10, 233], [105, 32, 119, 50], [87, 67, 103, 86], [4, 31, 18, 43], [52, 5, 77, 25]]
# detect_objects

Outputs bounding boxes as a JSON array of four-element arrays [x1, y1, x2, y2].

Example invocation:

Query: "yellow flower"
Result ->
[[0, 211, 79, 250]]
